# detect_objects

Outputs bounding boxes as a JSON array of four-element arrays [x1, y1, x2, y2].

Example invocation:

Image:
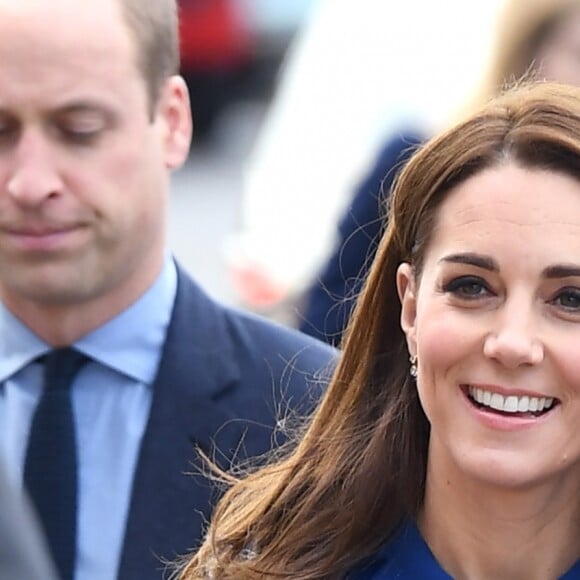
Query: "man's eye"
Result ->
[[57, 115, 106, 143], [0, 123, 19, 139], [59, 125, 102, 143], [442, 276, 491, 299], [551, 287, 580, 311]]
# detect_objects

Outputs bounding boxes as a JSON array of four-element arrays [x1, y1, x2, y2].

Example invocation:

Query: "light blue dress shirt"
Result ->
[[0, 258, 177, 580]]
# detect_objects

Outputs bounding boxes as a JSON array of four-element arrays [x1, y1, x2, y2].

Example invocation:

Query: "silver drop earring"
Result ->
[[409, 354, 418, 378]]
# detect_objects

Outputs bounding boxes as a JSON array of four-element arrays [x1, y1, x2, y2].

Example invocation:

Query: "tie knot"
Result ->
[[43, 348, 88, 392]]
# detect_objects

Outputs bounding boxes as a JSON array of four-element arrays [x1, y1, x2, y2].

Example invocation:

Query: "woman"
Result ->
[[299, 0, 580, 347], [179, 82, 580, 578]]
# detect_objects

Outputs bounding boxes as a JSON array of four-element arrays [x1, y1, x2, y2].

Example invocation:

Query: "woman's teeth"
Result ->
[[467, 386, 555, 414]]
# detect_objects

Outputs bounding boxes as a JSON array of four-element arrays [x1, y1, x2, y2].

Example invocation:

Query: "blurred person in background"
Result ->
[[0, 1, 334, 579], [299, 0, 580, 346], [227, 0, 505, 320], [0, 458, 58, 580], [179, 81, 580, 579]]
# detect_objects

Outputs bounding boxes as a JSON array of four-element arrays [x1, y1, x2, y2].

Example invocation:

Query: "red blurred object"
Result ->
[[230, 261, 289, 309], [177, 0, 302, 141], [179, 0, 254, 72]]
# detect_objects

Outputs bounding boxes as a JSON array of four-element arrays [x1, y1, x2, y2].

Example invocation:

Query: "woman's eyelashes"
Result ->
[[549, 286, 580, 312], [440, 272, 580, 317], [441, 275, 493, 300]]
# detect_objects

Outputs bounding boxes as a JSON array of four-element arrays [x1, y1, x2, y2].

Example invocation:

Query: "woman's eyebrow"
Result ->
[[543, 264, 580, 278], [439, 253, 499, 272], [439, 256, 580, 279]]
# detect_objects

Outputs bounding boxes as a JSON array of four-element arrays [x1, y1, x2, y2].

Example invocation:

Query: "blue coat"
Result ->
[[117, 265, 335, 580], [349, 520, 580, 579], [299, 130, 424, 345]]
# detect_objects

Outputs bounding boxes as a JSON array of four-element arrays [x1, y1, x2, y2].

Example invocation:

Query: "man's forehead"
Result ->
[[0, 0, 117, 11], [0, 0, 145, 113], [0, 0, 135, 62], [0, 0, 125, 33]]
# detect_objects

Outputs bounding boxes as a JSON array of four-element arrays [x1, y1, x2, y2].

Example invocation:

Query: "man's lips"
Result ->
[[1, 224, 87, 251], [8, 229, 76, 238], [2, 223, 81, 236]]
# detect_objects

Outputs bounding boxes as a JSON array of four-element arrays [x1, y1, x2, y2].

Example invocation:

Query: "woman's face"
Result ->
[[536, 7, 580, 87], [397, 162, 580, 489]]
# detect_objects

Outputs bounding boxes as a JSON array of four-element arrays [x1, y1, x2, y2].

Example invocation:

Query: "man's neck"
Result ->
[[0, 262, 165, 346]]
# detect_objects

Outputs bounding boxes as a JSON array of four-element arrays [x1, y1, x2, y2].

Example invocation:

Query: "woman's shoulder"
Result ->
[[347, 522, 580, 579], [346, 521, 450, 580]]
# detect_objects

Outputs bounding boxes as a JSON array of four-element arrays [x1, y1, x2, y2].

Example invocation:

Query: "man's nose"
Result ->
[[483, 303, 544, 369], [5, 129, 64, 207]]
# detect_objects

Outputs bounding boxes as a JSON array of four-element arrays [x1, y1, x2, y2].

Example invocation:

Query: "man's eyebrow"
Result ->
[[55, 102, 109, 114], [439, 253, 499, 271]]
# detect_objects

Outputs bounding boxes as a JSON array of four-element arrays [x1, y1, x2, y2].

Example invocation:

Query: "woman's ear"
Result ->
[[396, 262, 417, 356]]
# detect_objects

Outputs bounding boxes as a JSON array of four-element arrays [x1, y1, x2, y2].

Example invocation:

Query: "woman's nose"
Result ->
[[483, 306, 544, 369]]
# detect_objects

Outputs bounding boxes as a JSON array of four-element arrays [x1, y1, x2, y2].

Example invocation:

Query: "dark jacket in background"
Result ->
[[299, 131, 424, 346]]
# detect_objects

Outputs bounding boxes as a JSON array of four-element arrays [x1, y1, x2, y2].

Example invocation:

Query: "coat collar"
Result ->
[[118, 265, 245, 580]]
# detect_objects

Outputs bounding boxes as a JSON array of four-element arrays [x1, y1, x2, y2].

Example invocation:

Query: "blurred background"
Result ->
[[169, 0, 507, 322], [170, 0, 318, 308]]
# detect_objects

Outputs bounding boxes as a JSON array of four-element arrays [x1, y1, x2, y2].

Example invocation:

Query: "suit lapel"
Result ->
[[117, 267, 243, 580]]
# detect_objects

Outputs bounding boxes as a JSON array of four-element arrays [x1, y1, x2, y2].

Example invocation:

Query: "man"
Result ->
[[0, 1, 334, 579]]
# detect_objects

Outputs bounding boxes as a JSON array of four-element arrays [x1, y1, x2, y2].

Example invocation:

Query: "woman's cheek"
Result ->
[[415, 307, 475, 371]]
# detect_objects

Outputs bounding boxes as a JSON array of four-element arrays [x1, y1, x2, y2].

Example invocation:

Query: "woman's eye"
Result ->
[[442, 276, 491, 299], [551, 287, 580, 311]]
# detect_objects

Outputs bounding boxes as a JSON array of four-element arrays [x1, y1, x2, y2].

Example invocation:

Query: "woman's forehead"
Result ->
[[423, 163, 580, 260]]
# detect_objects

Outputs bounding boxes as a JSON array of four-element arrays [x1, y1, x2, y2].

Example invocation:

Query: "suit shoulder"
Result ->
[[223, 304, 337, 372]]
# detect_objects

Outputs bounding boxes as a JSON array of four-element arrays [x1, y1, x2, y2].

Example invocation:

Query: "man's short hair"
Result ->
[[118, 0, 180, 114]]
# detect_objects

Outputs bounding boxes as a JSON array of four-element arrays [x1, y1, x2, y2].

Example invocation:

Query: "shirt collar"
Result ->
[[0, 255, 177, 385], [0, 309, 48, 382]]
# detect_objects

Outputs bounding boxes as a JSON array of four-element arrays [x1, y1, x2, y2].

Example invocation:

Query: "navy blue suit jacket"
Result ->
[[299, 130, 424, 346], [117, 265, 335, 580]]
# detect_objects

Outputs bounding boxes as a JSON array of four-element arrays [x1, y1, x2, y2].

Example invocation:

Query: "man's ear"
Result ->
[[396, 262, 418, 356], [157, 75, 193, 169]]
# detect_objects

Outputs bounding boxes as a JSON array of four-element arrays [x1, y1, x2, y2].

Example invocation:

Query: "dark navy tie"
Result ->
[[24, 348, 87, 580]]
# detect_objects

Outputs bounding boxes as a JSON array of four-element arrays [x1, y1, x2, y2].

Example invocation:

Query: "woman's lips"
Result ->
[[464, 384, 558, 414], [460, 384, 560, 430]]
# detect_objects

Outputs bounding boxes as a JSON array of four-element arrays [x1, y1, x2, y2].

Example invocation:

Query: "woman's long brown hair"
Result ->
[[178, 83, 580, 579]]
